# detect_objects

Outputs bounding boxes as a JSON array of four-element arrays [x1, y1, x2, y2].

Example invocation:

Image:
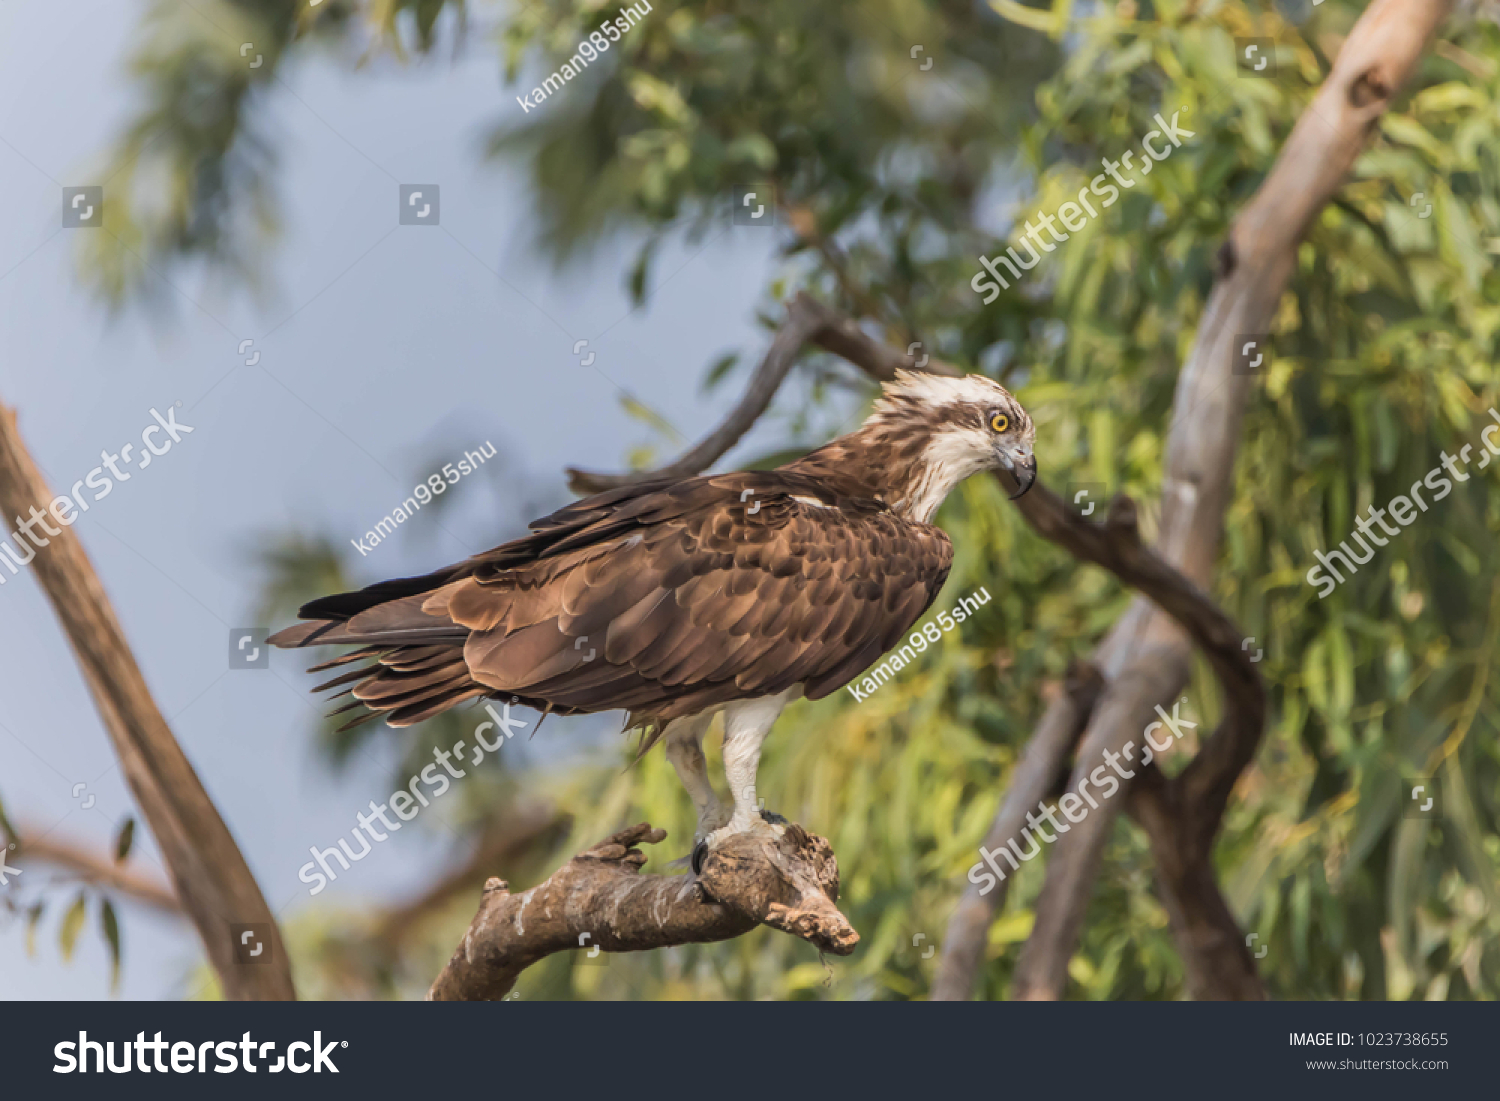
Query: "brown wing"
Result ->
[[271, 472, 952, 729], [425, 472, 953, 722]]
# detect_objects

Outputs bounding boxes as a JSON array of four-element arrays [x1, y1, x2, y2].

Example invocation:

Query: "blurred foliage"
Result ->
[[0, 805, 134, 993], [71, 0, 1500, 1001]]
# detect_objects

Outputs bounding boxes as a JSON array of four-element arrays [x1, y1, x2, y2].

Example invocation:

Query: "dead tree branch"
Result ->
[[429, 821, 855, 1001], [1001, 491, 1268, 1000], [0, 401, 296, 1000]]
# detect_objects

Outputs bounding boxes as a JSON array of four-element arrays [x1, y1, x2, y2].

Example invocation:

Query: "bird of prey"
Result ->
[[269, 370, 1036, 868]]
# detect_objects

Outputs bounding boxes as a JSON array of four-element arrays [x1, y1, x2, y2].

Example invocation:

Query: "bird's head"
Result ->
[[868, 370, 1038, 502]]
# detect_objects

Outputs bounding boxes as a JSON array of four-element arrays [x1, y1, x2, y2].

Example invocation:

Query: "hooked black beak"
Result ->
[[1000, 449, 1037, 499], [1008, 456, 1037, 500]]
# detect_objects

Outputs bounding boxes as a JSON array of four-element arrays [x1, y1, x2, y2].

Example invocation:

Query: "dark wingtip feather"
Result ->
[[299, 569, 456, 621], [334, 708, 384, 733], [268, 620, 342, 648]]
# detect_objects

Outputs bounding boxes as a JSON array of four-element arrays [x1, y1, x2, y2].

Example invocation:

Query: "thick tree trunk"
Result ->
[[0, 402, 295, 1000]]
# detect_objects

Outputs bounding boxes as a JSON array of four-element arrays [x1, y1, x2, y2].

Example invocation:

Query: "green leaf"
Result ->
[[619, 395, 681, 441], [1378, 115, 1445, 162], [1411, 82, 1489, 115], [702, 351, 741, 392], [59, 892, 88, 963], [25, 902, 45, 957], [987, 0, 1063, 35], [114, 818, 135, 865], [627, 240, 656, 306], [101, 899, 122, 992]]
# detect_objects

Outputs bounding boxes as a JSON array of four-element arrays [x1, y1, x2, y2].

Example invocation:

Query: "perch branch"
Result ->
[[429, 821, 855, 1001], [0, 400, 296, 999]]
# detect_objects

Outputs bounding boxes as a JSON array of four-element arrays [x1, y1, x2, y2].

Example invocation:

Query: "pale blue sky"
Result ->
[[0, 0, 846, 998]]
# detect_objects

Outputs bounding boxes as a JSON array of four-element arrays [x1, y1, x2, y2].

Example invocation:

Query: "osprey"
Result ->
[[269, 371, 1036, 867]]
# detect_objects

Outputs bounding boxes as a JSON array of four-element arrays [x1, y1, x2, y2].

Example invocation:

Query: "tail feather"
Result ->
[[387, 684, 489, 727], [353, 659, 469, 703], [297, 568, 459, 622], [268, 619, 464, 647], [306, 647, 381, 674], [311, 665, 376, 694], [266, 620, 345, 648]]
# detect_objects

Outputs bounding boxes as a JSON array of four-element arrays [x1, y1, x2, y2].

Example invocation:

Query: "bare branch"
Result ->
[[566, 293, 946, 495], [566, 294, 831, 495], [13, 824, 180, 915], [931, 658, 1103, 1000], [0, 401, 296, 1000], [800, 297, 960, 381], [1003, 494, 1265, 1000], [428, 821, 855, 1001]]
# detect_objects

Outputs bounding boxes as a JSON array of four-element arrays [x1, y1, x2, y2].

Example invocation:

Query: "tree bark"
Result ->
[[0, 401, 295, 1000], [429, 821, 855, 1001], [1001, 0, 1455, 1001]]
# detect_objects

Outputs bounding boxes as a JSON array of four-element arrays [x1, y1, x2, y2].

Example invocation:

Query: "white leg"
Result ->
[[705, 689, 796, 848], [662, 712, 728, 842]]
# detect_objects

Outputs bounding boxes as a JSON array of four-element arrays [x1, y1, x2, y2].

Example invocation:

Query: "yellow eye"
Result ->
[[990, 412, 1009, 433]]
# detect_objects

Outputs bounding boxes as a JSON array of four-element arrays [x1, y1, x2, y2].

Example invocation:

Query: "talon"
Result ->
[[759, 808, 788, 827], [690, 838, 708, 876]]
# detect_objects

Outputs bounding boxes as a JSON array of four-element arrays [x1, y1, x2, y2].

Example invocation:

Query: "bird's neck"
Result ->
[[782, 420, 981, 524]]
